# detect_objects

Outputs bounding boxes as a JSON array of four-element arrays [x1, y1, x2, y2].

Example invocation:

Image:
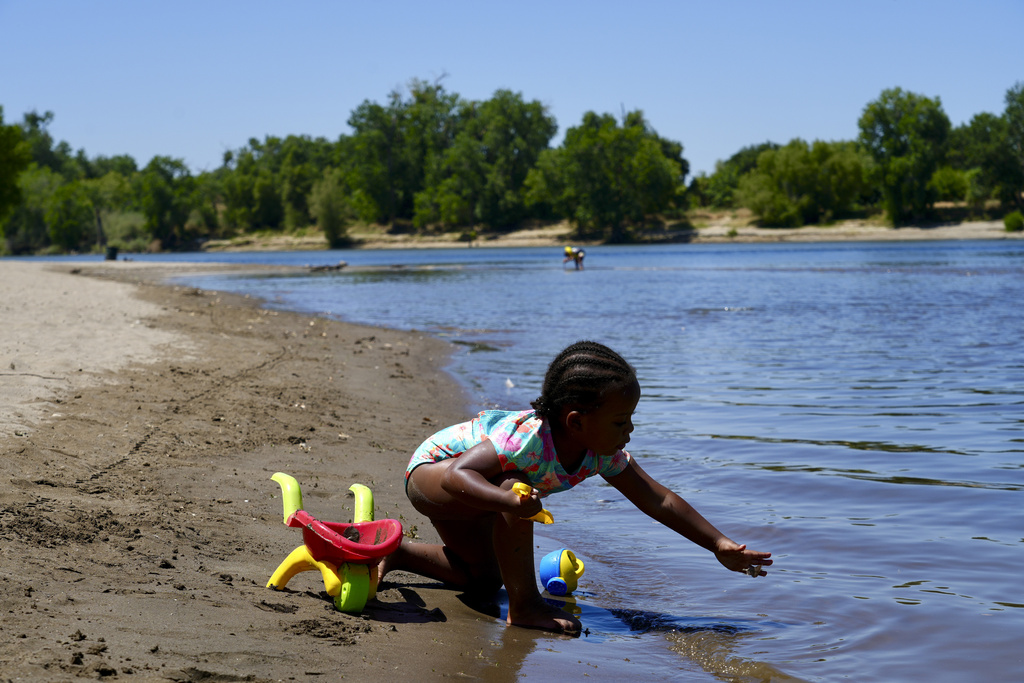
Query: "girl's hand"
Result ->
[[714, 539, 773, 577], [509, 482, 544, 518]]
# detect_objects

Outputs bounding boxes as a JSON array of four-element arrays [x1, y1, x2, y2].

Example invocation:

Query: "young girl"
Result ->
[[380, 341, 772, 634]]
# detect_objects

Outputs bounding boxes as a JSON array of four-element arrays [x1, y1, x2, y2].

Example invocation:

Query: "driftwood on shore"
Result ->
[[308, 261, 347, 272]]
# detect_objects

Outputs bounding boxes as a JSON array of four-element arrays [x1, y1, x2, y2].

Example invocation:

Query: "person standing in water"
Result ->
[[563, 246, 585, 270]]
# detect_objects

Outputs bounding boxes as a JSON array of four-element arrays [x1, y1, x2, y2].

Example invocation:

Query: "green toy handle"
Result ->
[[272, 472, 304, 524], [349, 483, 374, 522]]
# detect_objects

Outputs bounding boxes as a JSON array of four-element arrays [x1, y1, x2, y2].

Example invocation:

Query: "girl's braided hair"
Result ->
[[531, 341, 636, 420]]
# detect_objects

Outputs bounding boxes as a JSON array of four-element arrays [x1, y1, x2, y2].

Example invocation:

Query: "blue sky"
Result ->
[[2, 0, 1021, 177]]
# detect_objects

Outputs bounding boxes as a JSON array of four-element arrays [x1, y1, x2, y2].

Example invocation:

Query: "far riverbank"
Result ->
[[200, 213, 1021, 253]]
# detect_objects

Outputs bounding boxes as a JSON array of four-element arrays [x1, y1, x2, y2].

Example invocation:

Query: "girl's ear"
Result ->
[[564, 409, 584, 434]]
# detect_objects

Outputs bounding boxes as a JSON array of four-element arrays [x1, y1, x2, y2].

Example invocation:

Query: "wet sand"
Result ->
[[0, 261, 545, 681]]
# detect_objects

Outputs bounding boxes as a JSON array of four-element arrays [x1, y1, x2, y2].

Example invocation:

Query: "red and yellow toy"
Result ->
[[266, 472, 402, 613]]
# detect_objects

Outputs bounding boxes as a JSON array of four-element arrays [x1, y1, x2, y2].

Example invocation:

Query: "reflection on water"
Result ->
[[171, 240, 1024, 681], [503, 595, 806, 683], [666, 629, 809, 683], [713, 432, 970, 455]]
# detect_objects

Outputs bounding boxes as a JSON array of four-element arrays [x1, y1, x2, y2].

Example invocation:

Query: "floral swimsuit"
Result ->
[[405, 409, 631, 497]]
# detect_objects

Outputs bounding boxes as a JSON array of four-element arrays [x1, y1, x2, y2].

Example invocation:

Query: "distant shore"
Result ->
[[201, 214, 1022, 253]]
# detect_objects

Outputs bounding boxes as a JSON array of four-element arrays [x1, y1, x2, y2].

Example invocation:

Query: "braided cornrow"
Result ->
[[531, 341, 636, 420]]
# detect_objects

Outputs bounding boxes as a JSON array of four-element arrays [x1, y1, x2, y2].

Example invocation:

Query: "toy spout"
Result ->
[[511, 482, 554, 524], [272, 472, 304, 524]]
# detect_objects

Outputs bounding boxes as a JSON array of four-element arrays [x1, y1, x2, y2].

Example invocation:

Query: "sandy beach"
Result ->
[[0, 261, 544, 681]]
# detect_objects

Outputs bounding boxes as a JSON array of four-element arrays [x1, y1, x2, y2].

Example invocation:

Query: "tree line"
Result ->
[[692, 84, 1024, 228], [1, 80, 1022, 255]]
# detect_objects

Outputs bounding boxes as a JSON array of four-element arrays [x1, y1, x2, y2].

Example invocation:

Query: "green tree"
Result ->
[[45, 181, 94, 251], [220, 146, 258, 229], [187, 171, 223, 239], [0, 106, 32, 226], [1003, 82, 1024, 210], [2, 164, 62, 253], [93, 166, 149, 251], [3, 109, 110, 254], [280, 149, 316, 230], [345, 93, 410, 224], [90, 154, 138, 178], [737, 139, 870, 227], [737, 141, 813, 226], [346, 79, 465, 224], [414, 89, 557, 229], [689, 142, 778, 208], [220, 138, 284, 231], [218, 134, 334, 232], [414, 132, 485, 228], [858, 87, 951, 225], [251, 168, 283, 229], [136, 156, 195, 249], [18, 111, 85, 179], [928, 166, 969, 202], [525, 111, 684, 242], [309, 168, 350, 248], [473, 90, 558, 226], [948, 112, 1018, 210]]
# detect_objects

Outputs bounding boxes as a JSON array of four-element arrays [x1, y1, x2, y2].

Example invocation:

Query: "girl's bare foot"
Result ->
[[377, 551, 395, 585], [508, 598, 581, 636]]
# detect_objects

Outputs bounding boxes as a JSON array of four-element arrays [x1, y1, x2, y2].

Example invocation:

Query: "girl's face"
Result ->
[[580, 380, 641, 456]]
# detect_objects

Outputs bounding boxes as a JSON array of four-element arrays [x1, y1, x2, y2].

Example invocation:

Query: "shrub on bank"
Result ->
[[1005, 210, 1024, 232]]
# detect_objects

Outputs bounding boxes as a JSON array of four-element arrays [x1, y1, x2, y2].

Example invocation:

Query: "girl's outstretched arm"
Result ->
[[605, 460, 772, 576]]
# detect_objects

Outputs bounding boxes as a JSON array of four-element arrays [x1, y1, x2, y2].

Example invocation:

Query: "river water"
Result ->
[[85, 240, 1024, 680]]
